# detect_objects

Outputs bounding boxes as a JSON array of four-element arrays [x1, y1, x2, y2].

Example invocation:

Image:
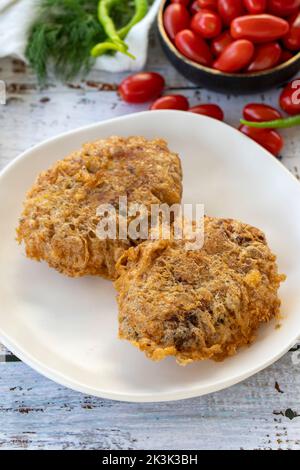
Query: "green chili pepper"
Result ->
[[240, 115, 300, 129], [118, 0, 148, 39], [98, 0, 126, 48], [92, 0, 149, 59], [91, 41, 135, 59]]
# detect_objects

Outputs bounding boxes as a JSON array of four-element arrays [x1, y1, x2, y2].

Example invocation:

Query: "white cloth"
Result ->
[[0, 0, 160, 72]]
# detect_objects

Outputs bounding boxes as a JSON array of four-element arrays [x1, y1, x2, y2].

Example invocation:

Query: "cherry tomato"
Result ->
[[243, 103, 282, 122], [191, 10, 222, 39], [217, 0, 244, 26], [118, 72, 165, 104], [243, 0, 266, 13], [246, 42, 282, 72], [175, 29, 213, 65], [283, 12, 300, 51], [198, 0, 218, 10], [163, 4, 190, 41], [213, 39, 254, 72], [239, 125, 283, 156], [211, 30, 234, 56], [170, 0, 190, 5], [280, 49, 294, 63], [279, 79, 300, 115], [268, 0, 300, 18], [150, 95, 189, 110], [189, 104, 224, 120], [231, 14, 289, 43], [230, 14, 290, 43]]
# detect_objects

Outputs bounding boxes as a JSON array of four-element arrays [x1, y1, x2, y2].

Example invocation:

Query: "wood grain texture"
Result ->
[[0, 31, 300, 450], [0, 353, 300, 450]]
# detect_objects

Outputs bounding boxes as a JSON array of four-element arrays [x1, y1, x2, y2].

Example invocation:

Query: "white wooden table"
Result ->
[[0, 32, 300, 450]]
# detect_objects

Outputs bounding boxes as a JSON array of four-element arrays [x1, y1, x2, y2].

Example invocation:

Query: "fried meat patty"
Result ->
[[115, 217, 285, 364], [17, 136, 182, 279]]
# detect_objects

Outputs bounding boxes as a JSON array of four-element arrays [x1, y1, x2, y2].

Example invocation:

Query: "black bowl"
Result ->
[[157, 0, 300, 94]]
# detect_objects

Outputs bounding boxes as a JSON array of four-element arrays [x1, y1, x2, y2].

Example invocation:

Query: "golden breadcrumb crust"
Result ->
[[17, 136, 182, 279], [115, 217, 285, 364]]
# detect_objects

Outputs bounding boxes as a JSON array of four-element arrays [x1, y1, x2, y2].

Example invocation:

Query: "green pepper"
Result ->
[[118, 0, 148, 39], [92, 0, 148, 59], [240, 115, 300, 129], [98, 0, 126, 48], [91, 41, 135, 59]]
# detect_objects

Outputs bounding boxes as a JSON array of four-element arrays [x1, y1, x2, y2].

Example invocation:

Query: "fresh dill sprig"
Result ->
[[26, 0, 143, 83]]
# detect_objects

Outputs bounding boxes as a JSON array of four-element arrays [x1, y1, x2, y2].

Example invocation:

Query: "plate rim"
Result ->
[[0, 329, 297, 402], [1, 110, 300, 402]]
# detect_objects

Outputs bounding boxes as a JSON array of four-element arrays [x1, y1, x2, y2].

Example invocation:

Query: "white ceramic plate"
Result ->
[[0, 110, 299, 402]]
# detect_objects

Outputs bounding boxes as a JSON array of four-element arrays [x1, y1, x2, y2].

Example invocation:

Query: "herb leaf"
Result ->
[[26, 0, 146, 83]]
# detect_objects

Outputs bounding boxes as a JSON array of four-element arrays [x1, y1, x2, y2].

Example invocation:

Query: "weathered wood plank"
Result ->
[[0, 93, 299, 170], [0, 353, 299, 450]]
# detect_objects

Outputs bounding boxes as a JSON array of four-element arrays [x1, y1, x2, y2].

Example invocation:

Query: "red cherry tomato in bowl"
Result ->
[[217, 0, 244, 26], [243, 103, 282, 122], [231, 14, 289, 43], [279, 79, 300, 115], [175, 29, 213, 65], [118, 72, 165, 104], [239, 125, 283, 156], [246, 42, 282, 72], [189, 103, 224, 120], [268, 0, 300, 18], [283, 12, 300, 51], [280, 49, 294, 63], [191, 10, 223, 39], [198, 0, 218, 9], [211, 30, 234, 56], [213, 39, 254, 72], [243, 0, 266, 14], [150, 94, 189, 110], [163, 4, 190, 41]]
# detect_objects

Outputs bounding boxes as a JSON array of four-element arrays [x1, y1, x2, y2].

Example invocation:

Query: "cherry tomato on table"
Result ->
[[211, 31, 234, 56], [246, 42, 282, 72], [150, 95, 189, 110], [189, 104, 224, 120], [243, 103, 282, 122], [279, 79, 300, 115], [163, 4, 190, 41], [175, 29, 213, 65], [231, 15, 290, 43], [118, 72, 165, 104], [198, 0, 218, 10], [217, 0, 244, 26], [191, 10, 223, 39], [243, 0, 266, 14], [239, 125, 283, 156], [213, 39, 254, 72], [283, 12, 300, 51], [268, 0, 300, 18]]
